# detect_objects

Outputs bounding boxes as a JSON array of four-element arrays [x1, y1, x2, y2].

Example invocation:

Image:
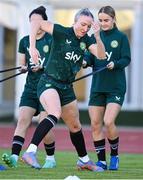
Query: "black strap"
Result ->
[[0, 66, 106, 84], [0, 66, 21, 73], [72, 66, 107, 83], [0, 72, 23, 83]]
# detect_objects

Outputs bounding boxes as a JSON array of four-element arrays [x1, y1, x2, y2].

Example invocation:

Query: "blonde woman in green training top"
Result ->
[[22, 8, 106, 171]]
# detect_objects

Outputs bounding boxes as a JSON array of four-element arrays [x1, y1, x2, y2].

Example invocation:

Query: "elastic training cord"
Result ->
[[0, 66, 21, 73], [72, 66, 107, 83], [0, 72, 23, 83], [0, 66, 107, 84]]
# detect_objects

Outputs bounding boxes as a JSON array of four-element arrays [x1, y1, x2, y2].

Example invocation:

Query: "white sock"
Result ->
[[26, 144, 37, 153], [11, 154, 18, 162], [46, 155, 55, 161], [79, 155, 90, 163]]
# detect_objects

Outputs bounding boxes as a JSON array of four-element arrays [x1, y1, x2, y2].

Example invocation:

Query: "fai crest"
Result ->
[[111, 40, 118, 48], [43, 45, 49, 53], [80, 42, 86, 50]]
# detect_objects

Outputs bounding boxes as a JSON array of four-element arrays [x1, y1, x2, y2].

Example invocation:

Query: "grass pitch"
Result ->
[[0, 149, 143, 179]]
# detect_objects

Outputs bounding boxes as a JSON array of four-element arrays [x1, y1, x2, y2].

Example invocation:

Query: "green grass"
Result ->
[[0, 149, 143, 179]]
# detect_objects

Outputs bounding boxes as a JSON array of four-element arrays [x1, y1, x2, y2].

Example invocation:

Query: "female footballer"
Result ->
[[88, 6, 131, 170], [22, 8, 106, 172]]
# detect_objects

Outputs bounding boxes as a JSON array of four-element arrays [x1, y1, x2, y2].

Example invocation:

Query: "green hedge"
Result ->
[[79, 110, 143, 127], [1, 111, 143, 127]]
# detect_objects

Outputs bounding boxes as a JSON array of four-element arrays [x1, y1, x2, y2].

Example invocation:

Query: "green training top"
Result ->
[[85, 27, 131, 94], [18, 33, 52, 94], [44, 24, 94, 84]]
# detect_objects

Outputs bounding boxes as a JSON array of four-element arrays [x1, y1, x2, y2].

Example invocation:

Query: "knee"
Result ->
[[104, 119, 115, 129], [69, 121, 82, 133], [91, 120, 101, 132]]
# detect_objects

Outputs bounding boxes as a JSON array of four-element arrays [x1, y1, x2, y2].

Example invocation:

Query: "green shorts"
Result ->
[[19, 90, 44, 116], [37, 75, 76, 106], [89, 92, 125, 106]]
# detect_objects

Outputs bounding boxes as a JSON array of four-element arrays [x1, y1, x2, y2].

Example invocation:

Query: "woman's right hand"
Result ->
[[19, 65, 28, 73]]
